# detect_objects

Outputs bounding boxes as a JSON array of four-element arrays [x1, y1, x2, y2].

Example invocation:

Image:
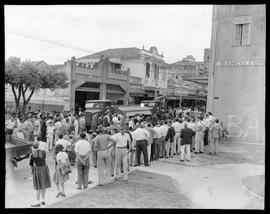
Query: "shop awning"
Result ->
[[77, 58, 100, 63], [109, 58, 121, 64], [106, 84, 125, 94], [154, 93, 171, 100], [130, 93, 144, 97], [182, 96, 206, 101]]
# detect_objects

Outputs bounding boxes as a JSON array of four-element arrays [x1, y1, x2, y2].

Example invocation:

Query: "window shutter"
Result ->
[[234, 24, 242, 46], [242, 23, 250, 45]]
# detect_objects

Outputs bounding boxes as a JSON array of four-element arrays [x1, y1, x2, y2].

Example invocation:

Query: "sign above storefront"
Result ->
[[216, 60, 265, 67]]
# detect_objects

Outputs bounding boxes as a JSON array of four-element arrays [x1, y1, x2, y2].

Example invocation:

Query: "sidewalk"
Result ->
[[5, 141, 265, 208], [159, 141, 265, 167], [137, 161, 264, 209], [5, 164, 99, 208]]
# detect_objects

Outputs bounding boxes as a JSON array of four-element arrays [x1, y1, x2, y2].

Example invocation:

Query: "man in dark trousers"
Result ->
[[165, 120, 175, 158], [133, 123, 150, 167], [180, 121, 195, 161]]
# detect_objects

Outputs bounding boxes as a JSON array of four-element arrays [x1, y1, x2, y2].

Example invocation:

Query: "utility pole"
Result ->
[[100, 55, 109, 100], [125, 69, 130, 105]]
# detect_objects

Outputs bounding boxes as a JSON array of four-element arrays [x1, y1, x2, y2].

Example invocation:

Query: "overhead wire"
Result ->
[[7, 30, 205, 66], [7, 30, 107, 58]]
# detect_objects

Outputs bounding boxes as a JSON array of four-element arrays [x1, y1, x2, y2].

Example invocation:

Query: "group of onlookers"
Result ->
[[5, 107, 229, 208]]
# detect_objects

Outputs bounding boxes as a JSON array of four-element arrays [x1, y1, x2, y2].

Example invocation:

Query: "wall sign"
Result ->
[[216, 60, 265, 67]]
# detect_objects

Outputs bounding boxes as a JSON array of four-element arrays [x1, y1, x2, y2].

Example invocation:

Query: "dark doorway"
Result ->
[[75, 91, 99, 111]]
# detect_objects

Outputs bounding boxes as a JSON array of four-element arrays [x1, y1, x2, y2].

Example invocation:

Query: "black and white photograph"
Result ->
[[4, 4, 265, 209]]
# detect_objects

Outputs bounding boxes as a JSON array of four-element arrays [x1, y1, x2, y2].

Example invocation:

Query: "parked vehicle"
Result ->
[[84, 99, 153, 130], [5, 135, 32, 172]]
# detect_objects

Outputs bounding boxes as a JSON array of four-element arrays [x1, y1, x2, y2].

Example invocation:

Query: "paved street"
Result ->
[[5, 141, 264, 209]]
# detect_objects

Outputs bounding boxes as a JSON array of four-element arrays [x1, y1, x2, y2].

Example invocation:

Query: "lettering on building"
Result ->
[[216, 60, 265, 67]]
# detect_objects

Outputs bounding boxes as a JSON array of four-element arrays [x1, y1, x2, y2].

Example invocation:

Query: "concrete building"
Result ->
[[203, 48, 211, 72], [77, 46, 168, 101], [207, 5, 265, 143]]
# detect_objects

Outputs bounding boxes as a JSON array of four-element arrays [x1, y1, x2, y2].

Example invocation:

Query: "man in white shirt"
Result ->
[[37, 136, 48, 152], [12, 125, 25, 139], [159, 121, 168, 158], [75, 132, 91, 189], [54, 119, 63, 145], [74, 116, 79, 136], [132, 123, 150, 167], [172, 118, 183, 155], [187, 118, 197, 151], [46, 121, 55, 151], [5, 116, 16, 135], [23, 117, 34, 141], [112, 126, 131, 183], [203, 112, 214, 146], [112, 114, 118, 125], [33, 116, 41, 132], [128, 117, 135, 129], [55, 134, 71, 151]]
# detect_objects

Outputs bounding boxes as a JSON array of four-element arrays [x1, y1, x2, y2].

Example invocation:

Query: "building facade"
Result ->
[[5, 46, 210, 113], [77, 46, 169, 101], [207, 5, 265, 143]]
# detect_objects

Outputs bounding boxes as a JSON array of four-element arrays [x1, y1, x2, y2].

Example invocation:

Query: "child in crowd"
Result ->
[[53, 144, 71, 198]]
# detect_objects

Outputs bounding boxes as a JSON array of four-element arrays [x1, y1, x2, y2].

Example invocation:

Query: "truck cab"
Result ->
[[85, 100, 112, 131], [140, 99, 165, 115], [85, 99, 154, 130]]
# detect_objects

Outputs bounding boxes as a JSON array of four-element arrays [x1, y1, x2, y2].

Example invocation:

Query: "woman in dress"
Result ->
[[29, 141, 51, 207], [53, 144, 71, 197]]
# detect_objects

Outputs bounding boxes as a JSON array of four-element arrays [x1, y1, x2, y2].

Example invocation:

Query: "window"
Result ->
[[145, 63, 150, 78], [234, 23, 250, 46], [114, 63, 121, 70], [162, 72, 166, 81], [154, 65, 159, 80]]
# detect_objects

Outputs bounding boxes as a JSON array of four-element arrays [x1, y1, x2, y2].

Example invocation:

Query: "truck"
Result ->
[[5, 135, 33, 173], [84, 99, 153, 131]]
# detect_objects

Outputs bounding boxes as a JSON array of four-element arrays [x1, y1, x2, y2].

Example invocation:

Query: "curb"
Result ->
[[239, 177, 264, 201]]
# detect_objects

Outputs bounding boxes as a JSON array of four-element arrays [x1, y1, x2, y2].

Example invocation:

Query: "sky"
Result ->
[[5, 5, 213, 65]]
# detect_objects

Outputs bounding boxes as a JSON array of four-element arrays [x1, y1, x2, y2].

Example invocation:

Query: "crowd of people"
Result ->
[[5, 106, 230, 207]]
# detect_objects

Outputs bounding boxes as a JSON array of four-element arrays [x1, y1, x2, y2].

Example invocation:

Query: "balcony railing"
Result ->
[[143, 77, 167, 88], [130, 76, 142, 85]]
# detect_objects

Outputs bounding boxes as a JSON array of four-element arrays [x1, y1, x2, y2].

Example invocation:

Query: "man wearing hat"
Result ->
[[180, 121, 195, 161], [112, 125, 131, 183]]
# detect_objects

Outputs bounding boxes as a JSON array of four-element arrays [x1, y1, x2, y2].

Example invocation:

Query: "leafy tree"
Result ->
[[5, 57, 69, 115]]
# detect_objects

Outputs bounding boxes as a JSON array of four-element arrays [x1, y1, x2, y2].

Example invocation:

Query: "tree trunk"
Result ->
[[11, 85, 22, 114], [22, 87, 35, 115]]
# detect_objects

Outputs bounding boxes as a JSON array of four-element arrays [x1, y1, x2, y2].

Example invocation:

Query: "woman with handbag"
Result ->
[[53, 144, 72, 198]]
